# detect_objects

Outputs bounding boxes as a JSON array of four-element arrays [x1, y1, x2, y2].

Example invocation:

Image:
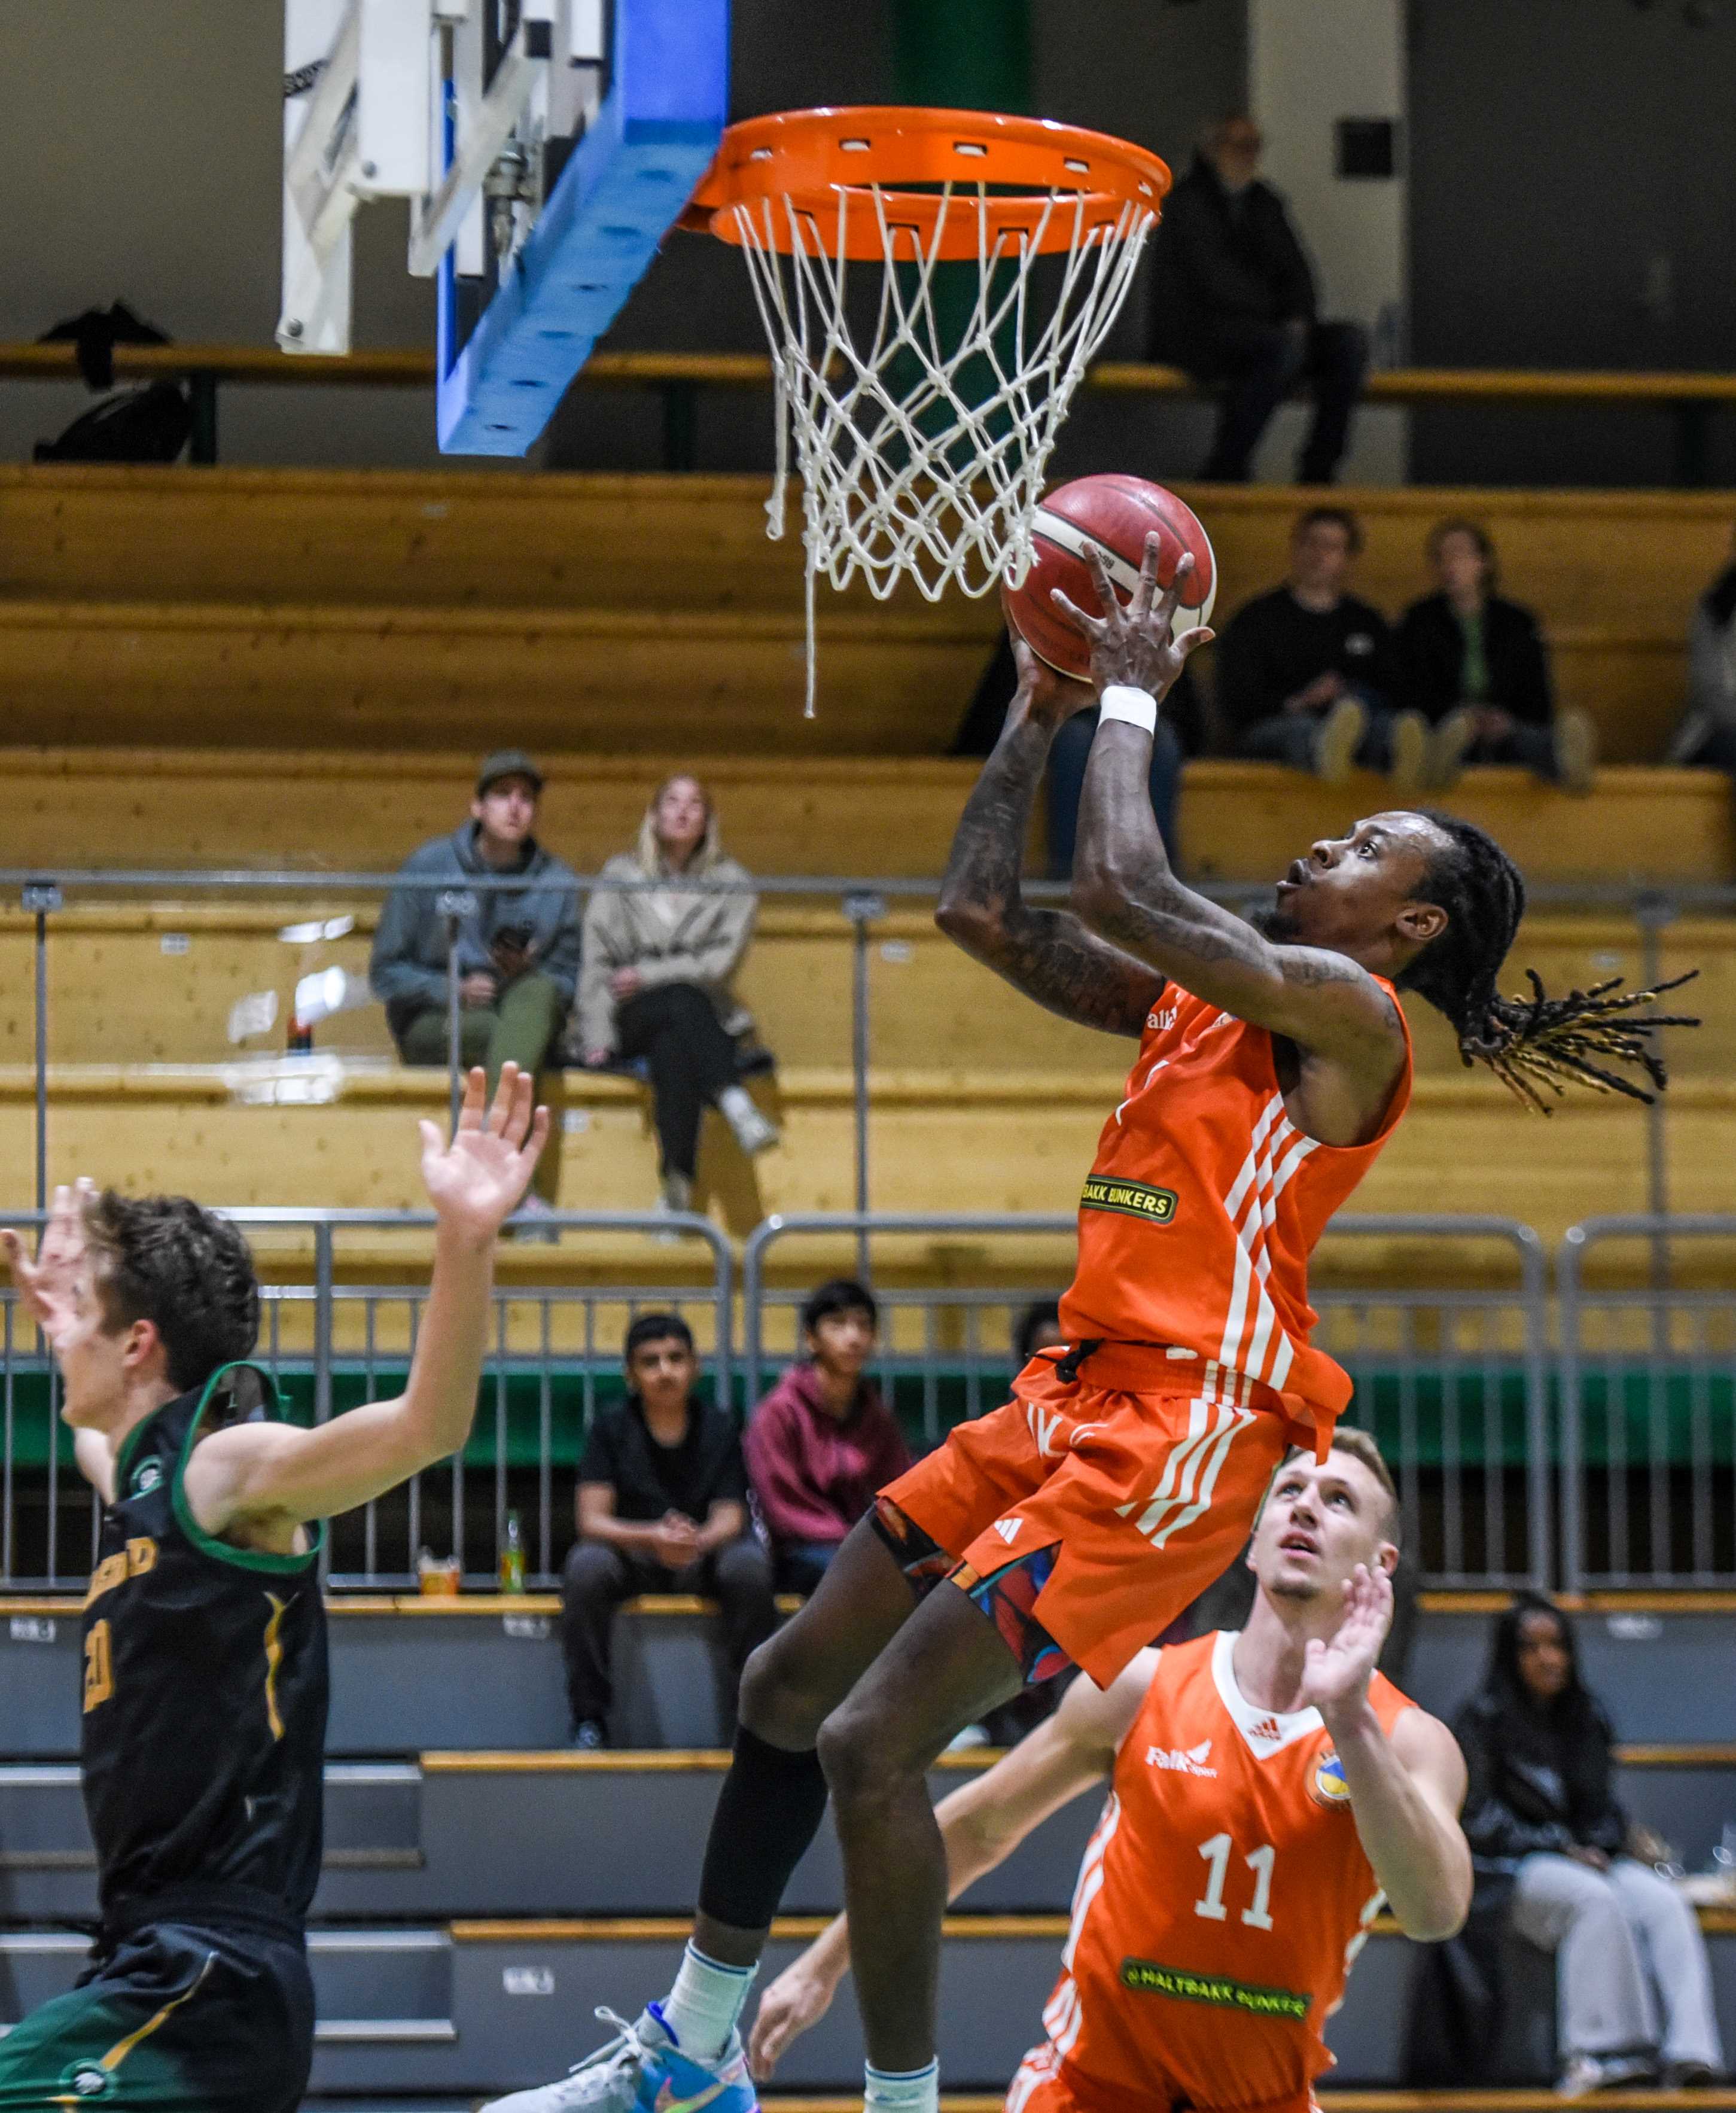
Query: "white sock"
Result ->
[[864, 2058, 940, 2113], [659, 1943, 754, 2063], [717, 1084, 758, 1129]]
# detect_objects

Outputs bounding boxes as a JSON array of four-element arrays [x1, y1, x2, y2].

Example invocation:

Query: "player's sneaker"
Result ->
[[478, 2003, 758, 2113]]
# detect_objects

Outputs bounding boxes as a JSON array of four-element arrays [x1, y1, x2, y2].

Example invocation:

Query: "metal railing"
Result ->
[[6, 1203, 1736, 1597], [1559, 1216, 1736, 1590], [744, 1212, 1551, 1590], [10, 342, 1736, 483], [0, 1208, 732, 1593]]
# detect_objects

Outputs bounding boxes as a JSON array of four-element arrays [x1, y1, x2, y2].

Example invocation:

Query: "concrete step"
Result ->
[[10, 1915, 1734, 2096], [1, 1740, 1729, 1927], [5, 1596, 1735, 1764]]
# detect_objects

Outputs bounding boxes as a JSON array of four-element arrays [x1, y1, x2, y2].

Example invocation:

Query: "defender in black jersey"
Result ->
[[0, 1065, 547, 2112]]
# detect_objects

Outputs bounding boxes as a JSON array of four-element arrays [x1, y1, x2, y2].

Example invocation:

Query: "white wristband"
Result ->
[[1099, 684, 1158, 733]]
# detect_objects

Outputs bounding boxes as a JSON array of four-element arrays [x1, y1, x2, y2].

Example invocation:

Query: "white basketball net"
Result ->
[[729, 182, 1158, 711]]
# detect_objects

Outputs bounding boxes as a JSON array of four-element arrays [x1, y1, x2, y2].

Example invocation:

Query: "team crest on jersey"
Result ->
[[129, 1459, 163, 1497], [1311, 1748, 1352, 1807], [1080, 1176, 1178, 1226]]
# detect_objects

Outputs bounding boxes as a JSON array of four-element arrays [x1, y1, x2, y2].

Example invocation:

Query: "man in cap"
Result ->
[[371, 752, 580, 1204]]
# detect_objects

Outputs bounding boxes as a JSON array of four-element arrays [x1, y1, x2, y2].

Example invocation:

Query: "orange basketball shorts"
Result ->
[[1006, 2042, 1318, 2113], [878, 1344, 1289, 1690]]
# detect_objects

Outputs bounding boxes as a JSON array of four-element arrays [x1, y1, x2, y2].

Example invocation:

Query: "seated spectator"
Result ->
[[1014, 1299, 1066, 1365], [950, 629, 1198, 875], [1148, 114, 1367, 486], [561, 1313, 775, 1749], [1453, 1591, 1725, 2094], [369, 750, 578, 1207], [573, 775, 776, 1217], [1214, 507, 1430, 787], [745, 1278, 909, 1596], [1671, 525, 1736, 778], [1398, 520, 1595, 794]]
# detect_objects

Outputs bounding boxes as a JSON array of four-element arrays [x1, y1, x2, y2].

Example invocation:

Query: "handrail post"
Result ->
[[1634, 890, 1676, 1330], [187, 369, 220, 465], [1670, 398, 1711, 489], [842, 893, 885, 1283], [437, 889, 477, 1138], [22, 883, 62, 1215], [659, 380, 698, 472], [1557, 1224, 1587, 1595], [313, 1218, 334, 1586]]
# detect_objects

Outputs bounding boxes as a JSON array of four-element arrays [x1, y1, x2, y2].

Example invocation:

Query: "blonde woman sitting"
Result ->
[[574, 775, 776, 1214]]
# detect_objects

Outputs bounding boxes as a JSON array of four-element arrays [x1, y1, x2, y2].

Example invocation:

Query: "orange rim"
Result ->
[[681, 106, 1172, 263]]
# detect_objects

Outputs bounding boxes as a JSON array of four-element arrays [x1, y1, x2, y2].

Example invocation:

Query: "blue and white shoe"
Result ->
[[479, 2004, 759, 2113]]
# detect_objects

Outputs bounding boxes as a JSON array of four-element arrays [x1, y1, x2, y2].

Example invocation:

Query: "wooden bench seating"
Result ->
[[2, 467, 1732, 763], [0, 903, 1728, 1078], [2, 748, 1731, 882], [3, 1056, 1731, 1247]]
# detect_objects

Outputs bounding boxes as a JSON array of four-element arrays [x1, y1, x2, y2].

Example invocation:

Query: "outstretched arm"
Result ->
[[748, 1650, 1156, 2079], [182, 1067, 550, 1533], [1063, 540, 1405, 1077], [1302, 1563, 1472, 1942], [935, 639, 1165, 1037]]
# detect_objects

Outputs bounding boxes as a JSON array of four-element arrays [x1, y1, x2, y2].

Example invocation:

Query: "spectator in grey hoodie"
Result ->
[[370, 752, 580, 1202], [572, 774, 775, 1217]]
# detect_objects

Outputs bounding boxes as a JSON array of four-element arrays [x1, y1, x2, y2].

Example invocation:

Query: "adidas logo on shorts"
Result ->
[[1146, 1738, 1216, 1777], [992, 1518, 1022, 1545]]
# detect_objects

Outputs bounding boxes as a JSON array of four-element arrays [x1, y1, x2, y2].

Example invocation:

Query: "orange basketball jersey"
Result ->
[[1057, 985, 1411, 1442], [1025, 1631, 1414, 2113]]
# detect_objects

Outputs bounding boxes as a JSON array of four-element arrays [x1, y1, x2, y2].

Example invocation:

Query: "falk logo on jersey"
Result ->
[[1311, 1748, 1353, 1808], [1146, 1006, 1179, 1034], [1146, 1737, 1216, 1778]]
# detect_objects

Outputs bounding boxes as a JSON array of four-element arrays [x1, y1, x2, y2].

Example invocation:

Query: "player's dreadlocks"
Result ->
[[1395, 812, 1699, 1112]]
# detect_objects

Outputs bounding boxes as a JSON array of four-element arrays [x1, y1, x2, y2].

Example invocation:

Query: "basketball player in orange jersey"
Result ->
[[748, 1431, 1469, 2113], [489, 543, 1688, 2113]]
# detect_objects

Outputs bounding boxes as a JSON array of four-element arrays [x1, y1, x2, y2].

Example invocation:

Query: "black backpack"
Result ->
[[33, 302, 191, 464]]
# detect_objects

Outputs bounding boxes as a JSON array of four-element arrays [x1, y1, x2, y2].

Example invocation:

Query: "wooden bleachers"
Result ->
[[3, 747, 1732, 884], [0, 897, 1727, 1244], [2, 466, 1733, 765]]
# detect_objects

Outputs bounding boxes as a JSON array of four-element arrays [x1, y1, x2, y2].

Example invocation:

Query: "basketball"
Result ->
[[1000, 473, 1217, 681]]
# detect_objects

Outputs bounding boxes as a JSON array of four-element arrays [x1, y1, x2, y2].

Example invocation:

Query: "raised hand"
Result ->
[[1, 1178, 96, 1352], [1299, 1562, 1394, 1724], [1049, 534, 1214, 702], [417, 1065, 550, 1244]]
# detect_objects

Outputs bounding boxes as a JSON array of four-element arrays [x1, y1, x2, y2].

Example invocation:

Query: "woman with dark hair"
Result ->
[[1398, 520, 1595, 794], [1453, 1592, 1723, 2095]]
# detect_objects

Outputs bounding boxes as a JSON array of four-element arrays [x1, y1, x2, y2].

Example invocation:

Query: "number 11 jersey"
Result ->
[[1028, 1630, 1413, 2113]]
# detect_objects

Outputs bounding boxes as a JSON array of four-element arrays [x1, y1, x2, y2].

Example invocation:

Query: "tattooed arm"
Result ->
[[935, 640, 1164, 1037], [1058, 541, 1411, 1133]]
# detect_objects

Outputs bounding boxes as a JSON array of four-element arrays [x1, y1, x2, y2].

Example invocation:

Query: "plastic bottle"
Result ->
[[498, 1512, 526, 1594]]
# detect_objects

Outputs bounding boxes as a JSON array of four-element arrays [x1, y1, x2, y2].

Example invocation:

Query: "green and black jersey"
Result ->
[[81, 1362, 328, 1923]]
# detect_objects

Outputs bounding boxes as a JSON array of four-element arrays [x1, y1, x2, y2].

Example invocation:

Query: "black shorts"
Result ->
[[0, 1895, 313, 2113]]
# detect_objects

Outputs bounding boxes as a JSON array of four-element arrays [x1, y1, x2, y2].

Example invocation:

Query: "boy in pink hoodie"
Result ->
[[745, 1280, 910, 1595]]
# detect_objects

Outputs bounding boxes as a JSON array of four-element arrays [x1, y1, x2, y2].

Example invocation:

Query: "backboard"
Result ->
[[279, 0, 729, 454]]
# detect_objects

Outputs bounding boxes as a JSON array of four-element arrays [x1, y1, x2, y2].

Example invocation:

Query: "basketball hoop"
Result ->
[[683, 108, 1172, 711]]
